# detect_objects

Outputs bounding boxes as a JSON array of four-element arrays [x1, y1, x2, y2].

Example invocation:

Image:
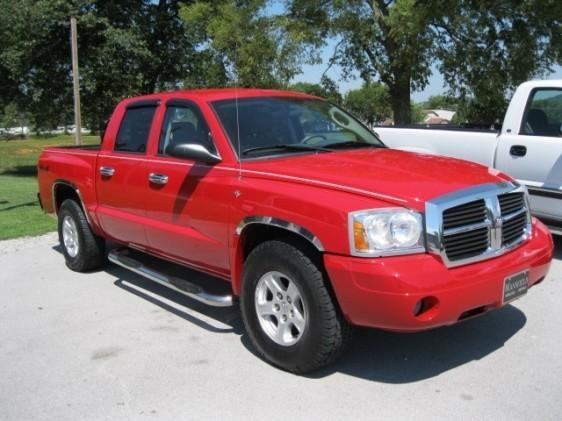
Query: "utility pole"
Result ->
[[70, 16, 82, 145]]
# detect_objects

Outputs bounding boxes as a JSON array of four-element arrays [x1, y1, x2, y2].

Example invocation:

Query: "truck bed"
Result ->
[[37, 146, 100, 216], [48, 143, 101, 151], [375, 126, 499, 167]]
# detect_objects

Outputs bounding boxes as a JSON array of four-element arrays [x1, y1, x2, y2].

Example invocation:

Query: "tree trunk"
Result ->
[[389, 82, 411, 125]]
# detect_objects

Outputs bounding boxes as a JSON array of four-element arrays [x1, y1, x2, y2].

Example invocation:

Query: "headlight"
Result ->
[[349, 208, 425, 256]]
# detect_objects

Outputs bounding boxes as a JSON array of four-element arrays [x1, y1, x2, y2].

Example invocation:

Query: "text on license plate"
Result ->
[[503, 270, 529, 304]]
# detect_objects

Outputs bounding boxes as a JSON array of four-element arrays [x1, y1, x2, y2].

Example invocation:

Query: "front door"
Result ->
[[144, 99, 232, 277], [496, 88, 562, 221]]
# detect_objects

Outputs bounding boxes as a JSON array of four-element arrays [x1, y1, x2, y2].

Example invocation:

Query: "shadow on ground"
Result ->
[[102, 257, 527, 384], [0, 201, 37, 212], [306, 305, 525, 383], [106, 264, 244, 336], [554, 235, 562, 260], [0, 165, 37, 176], [51, 240, 559, 383]]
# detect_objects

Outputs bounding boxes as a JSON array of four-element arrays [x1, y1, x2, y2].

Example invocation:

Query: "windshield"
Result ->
[[211, 97, 385, 158]]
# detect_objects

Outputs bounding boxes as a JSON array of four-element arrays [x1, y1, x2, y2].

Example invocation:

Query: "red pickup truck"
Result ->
[[37, 89, 554, 373]]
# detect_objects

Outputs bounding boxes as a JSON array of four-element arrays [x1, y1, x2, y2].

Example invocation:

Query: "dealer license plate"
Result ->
[[503, 270, 529, 304]]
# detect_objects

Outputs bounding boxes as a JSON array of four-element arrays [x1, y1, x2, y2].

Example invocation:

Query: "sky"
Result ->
[[292, 39, 562, 102]]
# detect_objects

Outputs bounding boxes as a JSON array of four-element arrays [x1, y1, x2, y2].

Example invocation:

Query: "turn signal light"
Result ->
[[353, 220, 369, 251]]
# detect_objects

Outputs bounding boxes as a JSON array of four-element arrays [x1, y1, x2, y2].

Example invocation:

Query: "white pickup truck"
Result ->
[[376, 79, 562, 234]]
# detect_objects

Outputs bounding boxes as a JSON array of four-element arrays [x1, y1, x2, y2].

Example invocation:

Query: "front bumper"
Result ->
[[324, 218, 554, 332]]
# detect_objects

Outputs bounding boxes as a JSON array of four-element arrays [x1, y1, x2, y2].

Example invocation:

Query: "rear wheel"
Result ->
[[240, 240, 352, 373], [58, 199, 105, 272]]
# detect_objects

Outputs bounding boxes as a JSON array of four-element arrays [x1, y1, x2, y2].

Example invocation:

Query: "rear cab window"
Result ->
[[114, 103, 158, 153], [521, 89, 562, 137]]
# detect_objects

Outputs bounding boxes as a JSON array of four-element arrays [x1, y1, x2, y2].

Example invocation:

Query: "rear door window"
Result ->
[[521, 89, 562, 137], [114, 106, 157, 153]]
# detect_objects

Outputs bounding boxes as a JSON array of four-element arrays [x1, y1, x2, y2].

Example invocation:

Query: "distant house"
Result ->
[[423, 109, 456, 124]]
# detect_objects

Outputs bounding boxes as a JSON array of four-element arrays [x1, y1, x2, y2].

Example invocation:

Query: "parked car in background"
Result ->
[[37, 89, 553, 373], [376, 80, 562, 235]]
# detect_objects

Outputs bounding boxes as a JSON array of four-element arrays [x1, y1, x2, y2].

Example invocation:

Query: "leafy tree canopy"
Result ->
[[286, 0, 562, 125], [344, 82, 391, 126], [1, 0, 560, 130], [423, 95, 460, 111], [0, 0, 198, 131], [180, 0, 316, 89], [289, 76, 343, 104]]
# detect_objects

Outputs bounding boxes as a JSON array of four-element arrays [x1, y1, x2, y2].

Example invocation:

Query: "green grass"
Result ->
[[0, 135, 99, 240], [0, 174, 58, 239]]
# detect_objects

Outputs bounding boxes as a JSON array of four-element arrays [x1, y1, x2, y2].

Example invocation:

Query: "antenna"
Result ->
[[234, 39, 242, 179]]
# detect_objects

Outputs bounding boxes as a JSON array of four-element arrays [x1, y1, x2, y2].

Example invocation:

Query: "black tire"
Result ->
[[58, 199, 105, 272], [240, 240, 352, 374]]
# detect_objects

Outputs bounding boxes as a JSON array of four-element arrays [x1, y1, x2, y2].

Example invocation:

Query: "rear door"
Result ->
[[496, 88, 562, 221], [143, 99, 232, 278], [96, 100, 159, 245]]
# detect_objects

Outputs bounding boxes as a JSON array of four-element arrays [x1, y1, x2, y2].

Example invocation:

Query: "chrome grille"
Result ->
[[443, 227, 490, 261], [499, 193, 525, 215], [499, 192, 528, 246], [503, 212, 527, 245], [443, 199, 487, 229], [442, 199, 489, 261], [426, 182, 532, 268]]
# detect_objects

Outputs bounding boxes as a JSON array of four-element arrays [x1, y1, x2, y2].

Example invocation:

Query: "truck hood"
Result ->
[[242, 148, 509, 210]]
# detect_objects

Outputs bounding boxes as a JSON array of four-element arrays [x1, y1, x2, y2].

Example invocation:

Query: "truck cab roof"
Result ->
[[121, 88, 321, 105]]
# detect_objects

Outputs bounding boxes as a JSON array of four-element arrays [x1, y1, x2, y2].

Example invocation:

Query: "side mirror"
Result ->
[[167, 143, 221, 164]]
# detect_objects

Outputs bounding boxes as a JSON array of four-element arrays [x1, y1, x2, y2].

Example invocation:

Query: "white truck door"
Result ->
[[496, 87, 562, 223]]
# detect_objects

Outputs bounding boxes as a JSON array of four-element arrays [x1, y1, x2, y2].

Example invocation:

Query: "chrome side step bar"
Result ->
[[108, 249, 234, 307], [547, 225, 562, 236]]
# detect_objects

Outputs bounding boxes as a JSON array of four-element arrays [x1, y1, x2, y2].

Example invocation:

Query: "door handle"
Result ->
[[510, 145, 527, 157], [148, 173, 169, 185], [100, 166, 115, 177]]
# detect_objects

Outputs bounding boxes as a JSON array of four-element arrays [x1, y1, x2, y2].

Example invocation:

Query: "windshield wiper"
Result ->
[[242, 144, 329, 156], [324, 141, 382, 150], [241, 141, 382, 157]]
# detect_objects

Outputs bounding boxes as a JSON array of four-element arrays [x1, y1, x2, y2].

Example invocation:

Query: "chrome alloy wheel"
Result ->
[[62, 215, 80, 258], [254, 271, 307, 346]]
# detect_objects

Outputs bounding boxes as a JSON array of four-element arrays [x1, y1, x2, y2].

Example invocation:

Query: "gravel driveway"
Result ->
[[1, 233, 561, 421]]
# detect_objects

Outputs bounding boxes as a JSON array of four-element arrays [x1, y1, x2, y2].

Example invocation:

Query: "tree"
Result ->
[[344, 82, 391, 126], [287, 0, 434, 124], [424, 95, 459, 111], [0, 0, 198, 132], [410, 102, 426, 124], [286, 0, 562, 125], [180, 0, 314, 89], [0, 102, 28, 138], [290, 76, 343, 104], [433, 0, 562, 124], [0, 103, 19, 130]]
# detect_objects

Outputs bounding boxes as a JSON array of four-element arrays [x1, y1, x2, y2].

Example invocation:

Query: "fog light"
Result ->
[[413, 296, 439, 320], [413, 300, 423, 316]]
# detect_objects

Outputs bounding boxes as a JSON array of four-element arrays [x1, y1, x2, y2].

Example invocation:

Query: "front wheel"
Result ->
[[58, 199, 105, 272], [240, 240, 352, 373]]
